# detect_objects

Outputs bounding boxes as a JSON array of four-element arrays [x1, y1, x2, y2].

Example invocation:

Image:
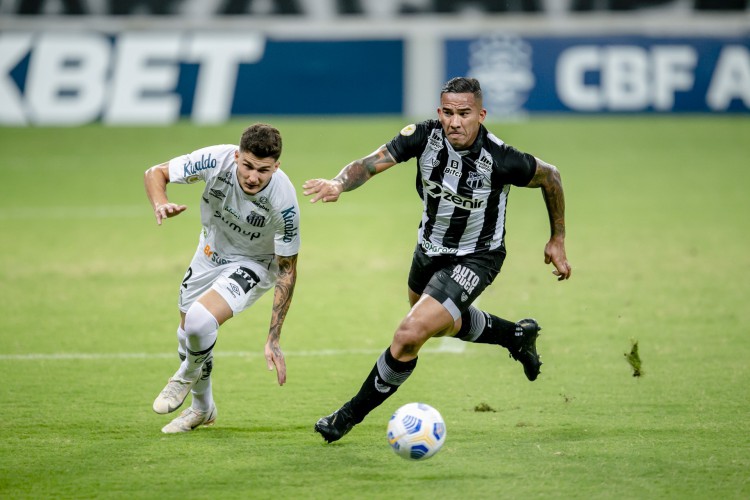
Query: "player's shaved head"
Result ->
[[441, 77, 482, 106]]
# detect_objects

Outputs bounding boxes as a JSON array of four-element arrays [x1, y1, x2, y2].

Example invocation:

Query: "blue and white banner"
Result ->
[[0, 32, 403, 125], [1, 29, 747, 125], [447, 35, 750, 115]]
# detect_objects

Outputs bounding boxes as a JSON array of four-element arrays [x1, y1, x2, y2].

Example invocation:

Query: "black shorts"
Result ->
[[407, 244, 506, 320]]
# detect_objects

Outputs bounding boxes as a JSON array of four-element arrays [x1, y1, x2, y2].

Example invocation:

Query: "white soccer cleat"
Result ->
[[152, 377, 196, 414], [161, 405, 218, 434]]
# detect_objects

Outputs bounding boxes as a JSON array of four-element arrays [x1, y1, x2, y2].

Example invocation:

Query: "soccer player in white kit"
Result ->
[[144, 123, 300, 433]]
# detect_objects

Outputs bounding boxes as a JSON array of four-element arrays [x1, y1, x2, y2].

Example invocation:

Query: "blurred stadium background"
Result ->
[[0, 0, 748, 125]]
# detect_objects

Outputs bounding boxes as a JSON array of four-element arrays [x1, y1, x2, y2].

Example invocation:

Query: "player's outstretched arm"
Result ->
[[526, 158, 572, 281], [144, 162, 187, 225], [302, 145, 398, 203], [265, 253, 298, 386]]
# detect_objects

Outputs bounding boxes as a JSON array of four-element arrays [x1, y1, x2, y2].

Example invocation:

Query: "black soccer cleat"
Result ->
[[314, 402, 355, 443], [509, 318, 543, 381]]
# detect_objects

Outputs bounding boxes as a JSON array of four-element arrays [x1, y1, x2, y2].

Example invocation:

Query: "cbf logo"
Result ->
[[468, 34, 535, 117], [451, 265, 480, 296]]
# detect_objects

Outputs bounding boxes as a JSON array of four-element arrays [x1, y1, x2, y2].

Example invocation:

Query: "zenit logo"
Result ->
[[422, 179, 484, 210]]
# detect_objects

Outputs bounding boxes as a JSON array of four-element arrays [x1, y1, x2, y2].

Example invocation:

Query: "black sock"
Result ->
[[348, 347, 417, 424], [456, 306, 517, 348]]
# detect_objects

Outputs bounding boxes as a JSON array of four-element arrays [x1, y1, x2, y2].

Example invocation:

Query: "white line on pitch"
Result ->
[[0, 346, 468, 361]]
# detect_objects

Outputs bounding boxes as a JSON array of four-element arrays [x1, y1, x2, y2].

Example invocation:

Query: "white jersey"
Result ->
[[168, 144, 300, 268]]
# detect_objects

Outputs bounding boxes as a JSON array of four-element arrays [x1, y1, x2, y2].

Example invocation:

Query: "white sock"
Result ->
[[191, 352, 214, 412], [176, 325, 213, 411], [176, 302, 218, 382]]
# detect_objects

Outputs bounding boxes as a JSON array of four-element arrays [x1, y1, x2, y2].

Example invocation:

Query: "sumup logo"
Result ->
[[468, 35, 535, 117]]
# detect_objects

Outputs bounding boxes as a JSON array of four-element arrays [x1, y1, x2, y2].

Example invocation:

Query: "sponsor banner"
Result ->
[[0, 32, 403, 125], [447, 35, 750, 115]]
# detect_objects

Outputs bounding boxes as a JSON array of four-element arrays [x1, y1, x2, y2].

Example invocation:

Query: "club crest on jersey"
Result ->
[[467, 171, 485, 189], [400, 124, 416, 136], [428, 130, 444, 151], [246, 211, 267, 227]]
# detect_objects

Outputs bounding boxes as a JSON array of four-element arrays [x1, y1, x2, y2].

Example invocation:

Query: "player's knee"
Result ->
[[393, 317, 429, 356], [184, 302, 219, 339]]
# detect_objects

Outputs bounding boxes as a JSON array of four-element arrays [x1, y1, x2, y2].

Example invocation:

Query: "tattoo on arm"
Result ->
[[333, 147, 396, 192], [529, 159, 566, 239], [268, 254, 298, 343]]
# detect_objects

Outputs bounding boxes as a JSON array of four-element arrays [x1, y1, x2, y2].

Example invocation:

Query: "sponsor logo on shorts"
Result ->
[[451, 265, 480, 295], [203, 244, 230, 265], [230, 266, 260, 293], [421, 240, 458, 255], [226, 283, 241, 298]]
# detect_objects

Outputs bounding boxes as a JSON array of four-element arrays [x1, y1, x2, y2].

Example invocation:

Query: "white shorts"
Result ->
[[178, 250, 277, 315]]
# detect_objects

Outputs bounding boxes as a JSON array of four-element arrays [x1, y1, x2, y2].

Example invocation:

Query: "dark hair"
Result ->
[[240, 123, 282, 160], [441, 77, 482, 103]]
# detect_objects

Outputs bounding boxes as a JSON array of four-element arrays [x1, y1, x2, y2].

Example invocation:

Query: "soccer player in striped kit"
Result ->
[[303, 77, 571, 443]]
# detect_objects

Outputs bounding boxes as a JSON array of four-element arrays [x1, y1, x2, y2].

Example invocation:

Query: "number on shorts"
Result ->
[[181, 266, 193, 289]]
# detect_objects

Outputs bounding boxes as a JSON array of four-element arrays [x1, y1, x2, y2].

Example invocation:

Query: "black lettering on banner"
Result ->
[[229, 266, 260, 293]]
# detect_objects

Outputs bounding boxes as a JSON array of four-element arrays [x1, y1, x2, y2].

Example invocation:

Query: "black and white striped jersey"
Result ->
[[386, 120, 536, 257]]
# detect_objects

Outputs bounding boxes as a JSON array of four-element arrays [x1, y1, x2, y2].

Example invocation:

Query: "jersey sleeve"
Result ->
[[167, 145, 232, 185], [499, 145, 537, 187], [273, 179, 301, 257], [385, 120, 436, 163]]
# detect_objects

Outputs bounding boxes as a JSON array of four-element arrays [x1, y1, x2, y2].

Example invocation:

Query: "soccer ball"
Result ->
[[387, 402, 446, 460]]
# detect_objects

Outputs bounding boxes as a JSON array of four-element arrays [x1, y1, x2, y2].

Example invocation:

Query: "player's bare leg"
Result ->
[[314, 295, 452, 443]]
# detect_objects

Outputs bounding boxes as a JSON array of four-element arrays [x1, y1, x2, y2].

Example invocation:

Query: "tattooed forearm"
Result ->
[[268, 254, 298, 342], [333, 146, 396, 192], [529, 159, 566, 239]]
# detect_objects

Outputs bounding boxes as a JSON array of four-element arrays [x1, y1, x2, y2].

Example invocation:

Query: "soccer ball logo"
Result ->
[[387, 403, 446, 460]]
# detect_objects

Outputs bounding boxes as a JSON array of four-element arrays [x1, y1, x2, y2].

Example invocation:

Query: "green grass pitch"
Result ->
[[1, 116, 748, 498]]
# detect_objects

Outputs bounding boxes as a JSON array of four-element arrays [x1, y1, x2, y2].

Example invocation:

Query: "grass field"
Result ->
[[1, 116, 748, 499]]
